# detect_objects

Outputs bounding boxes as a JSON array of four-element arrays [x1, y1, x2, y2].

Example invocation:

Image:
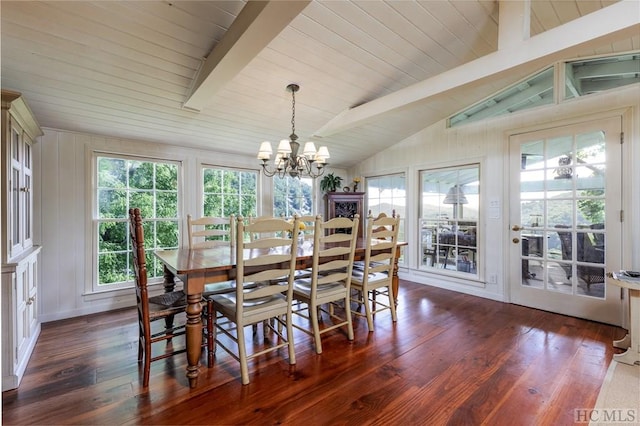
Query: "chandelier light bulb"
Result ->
[[257, 84, 329, 179]]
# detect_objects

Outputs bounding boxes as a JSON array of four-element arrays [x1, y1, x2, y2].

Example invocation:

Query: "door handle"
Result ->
[[512, 225, 523, 231], [513, 237, 520, 244]]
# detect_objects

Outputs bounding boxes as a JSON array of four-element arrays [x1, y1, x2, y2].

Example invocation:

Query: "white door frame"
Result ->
[[507, 115, 624, 325]]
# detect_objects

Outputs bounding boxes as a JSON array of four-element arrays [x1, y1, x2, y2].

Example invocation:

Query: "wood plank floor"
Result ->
[[2, 280, 626, 425]]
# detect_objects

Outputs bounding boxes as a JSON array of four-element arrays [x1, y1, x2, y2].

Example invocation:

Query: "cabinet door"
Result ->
[[9, 125, 23, 257], [7, 123, 33, 259], [15, 261, 29, 364], [22, 135, 33, 249]]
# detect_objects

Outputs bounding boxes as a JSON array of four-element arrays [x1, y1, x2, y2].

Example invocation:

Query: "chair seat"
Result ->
[[203, 281, 235, 296], [148, 290, 186, 307], [211, 292, 287, 321], [294, 279, 344, 296], [351, 270, 389, 283]]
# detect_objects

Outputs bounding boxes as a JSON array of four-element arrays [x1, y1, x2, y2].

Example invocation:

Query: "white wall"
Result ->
[[36, 86, 639, 322], [351, 86, 640, 302], [36, 130, 345, 322]]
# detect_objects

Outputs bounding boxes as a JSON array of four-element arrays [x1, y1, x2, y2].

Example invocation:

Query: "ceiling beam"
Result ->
[[183, 0, 310, 112], [498, 0, 531, 49], [314, 0, 640, 137]]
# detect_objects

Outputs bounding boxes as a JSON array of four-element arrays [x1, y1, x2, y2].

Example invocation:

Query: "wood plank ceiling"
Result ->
[[1, 0, 637, 168]]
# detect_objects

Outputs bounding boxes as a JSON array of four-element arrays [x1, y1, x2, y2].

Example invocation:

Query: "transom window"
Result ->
[[95, 155, 179, 289], [449, 52, 639, 128]]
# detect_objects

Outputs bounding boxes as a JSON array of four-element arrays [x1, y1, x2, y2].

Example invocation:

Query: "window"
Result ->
[[366, 173, 406, 262], [95, 155, 179, 289], [420, 165, 479, 275], [202, 166, 258, 218], [565, 53, 640, 100], [273, 175, 313, 217], [449, 52, 640, 128], [449, 67, 554, 128]]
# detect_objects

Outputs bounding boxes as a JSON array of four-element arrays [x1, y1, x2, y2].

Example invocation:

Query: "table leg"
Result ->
[[182, 272, 206, 388], [163, 266, 176, 293], [613, 288, 640, 365], [162, 266, 176, 332], [185, 292, 203, 388]]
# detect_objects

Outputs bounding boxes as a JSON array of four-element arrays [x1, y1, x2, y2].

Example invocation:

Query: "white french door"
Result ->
[[508, 116, 623, 325]]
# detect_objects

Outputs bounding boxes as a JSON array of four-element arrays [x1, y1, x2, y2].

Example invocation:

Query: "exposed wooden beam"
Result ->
[[314, 0, 640, 137], [183, 0, 310, 112], [498, 0, 531, 50]]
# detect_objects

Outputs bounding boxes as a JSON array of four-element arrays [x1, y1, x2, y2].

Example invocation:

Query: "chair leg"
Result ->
[[388, 286, 397, 323], [143, 340, 152, 387], [164, 314, 175, 341], [286, 311, 296, 365], [138, 337, 143, 362], [344, 295, 354, 341], [310, 302, 322, 354], [237, 325, 250, 385], [363, 291, 374, 332], [207, 300, 214, 368]]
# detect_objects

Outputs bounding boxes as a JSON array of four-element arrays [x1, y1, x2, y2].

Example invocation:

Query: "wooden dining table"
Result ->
[[154, 239, 406, 388]]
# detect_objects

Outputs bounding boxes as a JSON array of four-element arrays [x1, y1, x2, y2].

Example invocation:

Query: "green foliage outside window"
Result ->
[[203, 168, 258, 218], [273, 176, 313, 217], [97, 156, 179, 286]]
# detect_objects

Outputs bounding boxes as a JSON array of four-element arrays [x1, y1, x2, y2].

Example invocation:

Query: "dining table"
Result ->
[[155, 238, 406, 388]]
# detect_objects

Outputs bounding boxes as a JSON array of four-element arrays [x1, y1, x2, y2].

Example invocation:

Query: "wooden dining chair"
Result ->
[[206, 216, 299, 384], [350, 214, 400, 332], [187, 214, 235, 249], [292, 215, 359, 354], [129, 207, 193, 387], [187, 214, 238, 297]]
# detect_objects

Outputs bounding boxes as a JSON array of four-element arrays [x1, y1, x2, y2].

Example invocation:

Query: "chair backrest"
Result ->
[[234, 216, 299, 317], [359, 214, 401, 282], [580, 230, 605, 264], [293, 214, 317, 241], [246, 216, 282, 242], [129, 208, 152, 326], [555, 225, 572, 260], [309, 215, 359, 290], [187, 214, 235, 249]]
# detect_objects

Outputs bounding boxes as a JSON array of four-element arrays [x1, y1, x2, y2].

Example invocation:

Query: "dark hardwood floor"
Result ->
[[2, 280, 625, 425]]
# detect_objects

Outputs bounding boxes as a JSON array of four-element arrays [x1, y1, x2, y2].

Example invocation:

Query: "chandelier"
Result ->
[[257, 84, 329, 178]]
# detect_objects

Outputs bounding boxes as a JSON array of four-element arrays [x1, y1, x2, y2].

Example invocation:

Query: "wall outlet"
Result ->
[[487, 274, 497, 284]]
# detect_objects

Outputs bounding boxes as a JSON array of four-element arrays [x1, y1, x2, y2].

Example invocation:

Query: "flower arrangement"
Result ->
[[353, 176, 361, 192], [287, 219, 306, 238]]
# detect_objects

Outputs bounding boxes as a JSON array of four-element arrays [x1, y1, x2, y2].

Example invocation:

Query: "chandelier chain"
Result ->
[[291, 87, 295, 136], [257, 83, 327, 179]]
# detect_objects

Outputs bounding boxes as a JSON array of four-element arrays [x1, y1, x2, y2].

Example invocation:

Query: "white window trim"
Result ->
[[87, 150, 182, 295]]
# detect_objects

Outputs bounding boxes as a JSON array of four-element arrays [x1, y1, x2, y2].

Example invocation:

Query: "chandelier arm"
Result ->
[[259, 83, 328, 179]]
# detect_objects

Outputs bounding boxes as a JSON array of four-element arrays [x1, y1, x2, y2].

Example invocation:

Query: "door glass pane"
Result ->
[[520, 130, 606, 298]]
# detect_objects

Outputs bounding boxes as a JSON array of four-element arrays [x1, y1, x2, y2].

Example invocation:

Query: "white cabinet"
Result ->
[[2, 247, 41, 390], [2, 90, 43, 391]]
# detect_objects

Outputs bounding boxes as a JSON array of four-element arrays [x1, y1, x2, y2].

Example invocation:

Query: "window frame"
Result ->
[[419, 163, 480, 277], [92, 152, 181, 292], [365, 173, 406, 264], [273, 175, 314, 218], [199, 164, 259, 219]]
